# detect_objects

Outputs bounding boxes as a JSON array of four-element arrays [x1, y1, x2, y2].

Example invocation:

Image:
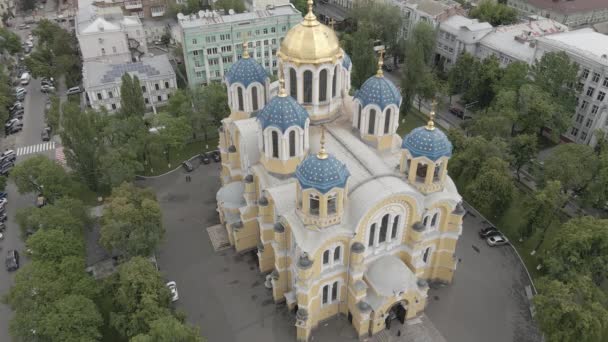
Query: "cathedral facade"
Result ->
[[216, 1, 464, 340]]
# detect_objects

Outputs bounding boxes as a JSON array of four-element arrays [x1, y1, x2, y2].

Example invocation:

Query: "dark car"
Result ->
[[0, 212, 7, 222], [479, 226, 500, 238], [0, 150, 16, 163], [0, 192, 7, 199], [0, 222, 5, 232], [6, 123, 23, 135], [0, 163, 14, 176], [182, 161, 194, 172], [449, 106, 464, 117], [211, 151, 221, 163], [41, 128, 50, 141], [6, 250, 19, 271], [200, 153, 210, 164]]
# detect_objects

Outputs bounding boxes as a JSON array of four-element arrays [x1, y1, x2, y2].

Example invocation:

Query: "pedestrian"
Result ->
[[186, 175, 190, 183]]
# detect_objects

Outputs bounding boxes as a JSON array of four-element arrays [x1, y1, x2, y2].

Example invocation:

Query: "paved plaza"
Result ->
[[140, 160, 541, 342]]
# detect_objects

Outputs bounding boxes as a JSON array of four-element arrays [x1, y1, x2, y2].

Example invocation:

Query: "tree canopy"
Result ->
[[120, 74, 146, 118], [131, 315, 202, 342], [469, 0, 518, 26]]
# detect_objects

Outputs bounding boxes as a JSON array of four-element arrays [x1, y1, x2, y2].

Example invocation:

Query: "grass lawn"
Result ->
[[397, 110, 428, 136], [143, 140, 209, 176]]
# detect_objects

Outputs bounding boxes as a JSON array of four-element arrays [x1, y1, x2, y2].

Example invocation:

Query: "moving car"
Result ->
[[66, 86, 83, 96], [487, 234, 509, 247], [182, 161, 194, 172], [6, 250, 20, 272], [166, 281, 179, 302]]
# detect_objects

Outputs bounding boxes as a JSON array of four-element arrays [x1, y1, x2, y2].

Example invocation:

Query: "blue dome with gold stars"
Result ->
[[402, 125, 452, 161], [296, 152, 350, 194], [225, 56, 268, 87], [354, 75, 401, 110], [342, 53, 351, 70], [257, 94, 309, 132]]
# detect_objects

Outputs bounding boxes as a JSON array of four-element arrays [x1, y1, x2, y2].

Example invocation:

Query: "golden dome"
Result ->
[[278, 0, 342, 65]]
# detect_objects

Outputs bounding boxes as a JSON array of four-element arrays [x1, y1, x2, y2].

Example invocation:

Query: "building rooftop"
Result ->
[[525, 0, 608, 14], [440, 15, 492, 43], [538, 28, 608, 65], [479, 19, 567, 64], [77, 0, 142, 35], [178, 5, 300, 29], [395, 0, 461, 17], [83, 54, 175, 89]]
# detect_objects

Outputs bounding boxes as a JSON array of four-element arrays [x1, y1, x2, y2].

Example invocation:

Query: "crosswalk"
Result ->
[[16, 142, 56, 156]]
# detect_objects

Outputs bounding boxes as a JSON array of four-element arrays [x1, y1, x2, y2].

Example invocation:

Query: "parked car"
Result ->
[[0, 222, 5, 232], [41, 78, 54, 86], [0, 197, 7, 207], [0, 212, 7, 222], [5, 122, 23, 135], [14, 87, 27, 96], [41, 129, 50, 141], [15, 93, 25, 102], [478, 226, 500, 238], [0, 162, 14, 176], [0, 192, 7, 199], [449, 106, 464, 117], [66, 86, 83, 96], [8, 102, 22, 112], [0, 150, 16, 162], [6, 250, 20, 271], [18, 24, 28, 30], [166, 281, 179, 302], [210, 150, 221, 163], [5, 118, 20, 128], [20, 72, 31, 85], [41, 84, 56, 93], [199, 153, 210, 164], [487, 234, 509, 247], [182, 161, 194, 172]]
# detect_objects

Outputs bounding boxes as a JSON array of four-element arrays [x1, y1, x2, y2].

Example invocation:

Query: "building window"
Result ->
[[289, 130, 296, 157], [263, 28, 268, 34], [155, 83, 160, 91], [194, 60, 201, 68], [271, 130, 279, 158], [332, 66, 338, 98], [108, 91, 113, 98], [237, 87, 244, 111], [271, 27, 276, 33], [112, 46, 117, 53], [598, 91, 606, 102], [111, 103, 117, 110], [144, 98, 149, 104], [319, 69, 327, 102], [323, 250, 330, 265], [576, 114, 583, 123], [430, 213, 438, 228], [422, 247, 431, 263], [193, 50, 199, 56], [357, 104, 362, 129], [379, 214, 389, 243], [303, 70, 313, 104], [384, 108, 391, 134], [157, 95, 162, 102], [571, 127, 579, 136], [142, 86, 146, 93], [290, 68, 297, 97], [587, 87, 595, 97], [192, 39, 197, 44], [582, 68, 589, 79], [586, 119, 592, 128], [310, 194, 320, 215], [252, 87, 259, 111], [368, 109, 376, 134], [592, 72, 601, 83], [101, 48, 105, 55], [591, 105, 599, 115], [327, 193, 337, 214], [581, 131, 588, 140], [322, 284, 329, 304], [581, 101, 589, 110], [603, 78, 608, 88], [165, 81, 170, 89], [391, 215, 400, 239], [97, 93, 102, 100], [368, 223, 376, 247], [334, 246, 340, 261], [331, 281, 338, 301]]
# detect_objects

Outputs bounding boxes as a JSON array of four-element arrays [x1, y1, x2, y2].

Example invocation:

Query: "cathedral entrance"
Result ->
[[385, 301, 407, 330]]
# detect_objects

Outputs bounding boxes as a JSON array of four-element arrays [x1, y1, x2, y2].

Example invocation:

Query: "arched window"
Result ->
[[271, 131, 279, 158], [431, 213, 438, 227], [289, 68, 297, 97], [332, 65, 338, 98], [303, 70, 313, 103], [323, 250, 330, 265], [319, 69, 327, 102], [384, 108, 391, 134], [368, 223, 376, 247], [417, 164, 428, 179], [357, 104, 362, 129], [379, 214, 389, 243], [310, 194, 320, 215], [423, 215, 429, 226], [331, 281, 338, 301], [333, 246, 341, 261], [327, 193, 337, 214], [433, 164, 441, 181], [322, 284, 329, 304], [368, 109, 376, 134], [289, 130, 296, 157], [251, 87, 258, 111], [422, 247, 431, 263], [391, 215, 400, 239], [237, 87, 244, 111]]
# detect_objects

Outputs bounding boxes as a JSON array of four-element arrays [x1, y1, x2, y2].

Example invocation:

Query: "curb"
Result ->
[[135, 154, 200, 180]]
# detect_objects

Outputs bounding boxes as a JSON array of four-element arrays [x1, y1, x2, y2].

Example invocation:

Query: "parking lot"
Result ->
[[141, 162, 541, 342]]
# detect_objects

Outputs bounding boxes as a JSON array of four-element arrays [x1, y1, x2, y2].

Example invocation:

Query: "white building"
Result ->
[[245, 0, 290, 11], [477, 18, 567, 67], [535, 28, 608, 146], [435, 15, 492, 69], [506, 0, 608, 29], [83, 54, 177, 113], [390, 0, 465, 39], [76, 0, 148, 63]]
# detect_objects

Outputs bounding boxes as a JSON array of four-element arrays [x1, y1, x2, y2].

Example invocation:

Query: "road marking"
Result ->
[[16, 142, 56, 156], [55, 146, 67, 166]]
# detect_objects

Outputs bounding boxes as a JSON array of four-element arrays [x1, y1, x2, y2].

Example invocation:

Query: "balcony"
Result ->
[[151, 5, 165, 17], [124, 0, 142, 9]]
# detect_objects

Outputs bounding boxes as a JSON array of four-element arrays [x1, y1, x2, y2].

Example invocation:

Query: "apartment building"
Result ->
[[391, 0, 465, 39], [83, 54, 177, 113], [122, 0, 169, 19], [535, 28, 608, 146], [435, 15, 492, 68], [178, 5, 301, 87], [506, 0, 608, 28]]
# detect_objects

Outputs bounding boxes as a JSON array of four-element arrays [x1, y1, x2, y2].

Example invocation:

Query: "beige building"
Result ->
[[215, 1, 464, 340], [506, 0, 608, 28]]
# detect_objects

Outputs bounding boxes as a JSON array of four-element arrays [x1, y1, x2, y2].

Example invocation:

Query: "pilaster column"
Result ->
[[313, 71, 319, 107], [425, 163, 435, 185]]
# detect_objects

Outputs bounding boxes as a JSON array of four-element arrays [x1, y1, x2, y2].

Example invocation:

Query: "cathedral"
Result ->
[[215, 1, 464, 340]]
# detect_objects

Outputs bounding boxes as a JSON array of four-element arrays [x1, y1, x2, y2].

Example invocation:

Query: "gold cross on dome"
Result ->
[[329, 18, 336, 30]]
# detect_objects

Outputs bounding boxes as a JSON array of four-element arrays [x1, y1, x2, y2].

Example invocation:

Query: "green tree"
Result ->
[[542, 143, 597, 195], [464, 55, 502, 109], [213, 0, 245, 13], [131, 315, 202, 342], [583, 148, 608, 207], [109, 257, 171, 339], [166, 89, 194, 119], [535, 276, 608, 342], [520, 180, 565, 240], [464, 157, 514, 216], [0, 27, 22, 54], [15, 197, 89, 236], [99, 147, 144, 190], [344, 26, 376, 89], [9, 155, 79, 202], [26, 229, 85, 262], [508, 134, 537, 181], [290, 0, 306, 14], [191, 83, 230, 140], [21, 0, 36, 11], [447, 52, 478, 102], [469, 0, 518, 26], [100, 183, 164, 257], [448, 136, 509, 180], [350, 2, 403, 65], [493, 61, 528, 93], [120, 74, 146, 117], [151, 113, 192, 163], [46, 95, 61, 131], [515, 83, 558, 136], [37, 295, 103, 342]]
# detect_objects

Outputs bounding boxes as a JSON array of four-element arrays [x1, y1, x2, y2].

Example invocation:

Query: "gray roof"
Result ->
[[178, 5, 300, 29], [83, 54, 175, 89]]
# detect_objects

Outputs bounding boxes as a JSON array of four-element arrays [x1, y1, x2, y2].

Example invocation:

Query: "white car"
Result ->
[[0, 198, 7, 206], [486, 234, 509, 247], [166, 281, 179, 302]]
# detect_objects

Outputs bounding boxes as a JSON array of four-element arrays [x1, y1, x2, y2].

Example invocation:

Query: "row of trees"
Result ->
[[4, 155, 200, 341]]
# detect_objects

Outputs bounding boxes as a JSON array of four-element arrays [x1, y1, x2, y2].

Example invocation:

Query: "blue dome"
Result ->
[[402, 126, 452, 161], [354, 75, 401, 110], [225, 57, 268, 87], [342, 53, 351, 69], [296, 153, 350, 194], [257, 95, 309, 132]]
